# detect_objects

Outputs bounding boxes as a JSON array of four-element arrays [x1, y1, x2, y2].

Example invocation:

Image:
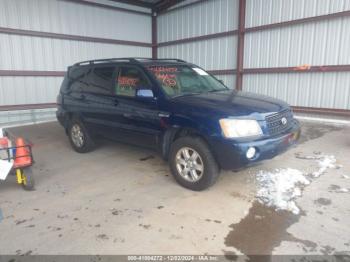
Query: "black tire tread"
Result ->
[[22, 168, 35, 191]]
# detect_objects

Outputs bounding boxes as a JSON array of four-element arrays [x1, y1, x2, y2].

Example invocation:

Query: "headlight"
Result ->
[[219, 119, 263, 138]]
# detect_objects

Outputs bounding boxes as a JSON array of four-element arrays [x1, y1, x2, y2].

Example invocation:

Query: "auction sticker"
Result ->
[[192, 68, 209, 76]]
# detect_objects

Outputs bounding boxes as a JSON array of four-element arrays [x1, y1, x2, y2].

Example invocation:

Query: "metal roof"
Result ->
[[107, 0, 186, 12]]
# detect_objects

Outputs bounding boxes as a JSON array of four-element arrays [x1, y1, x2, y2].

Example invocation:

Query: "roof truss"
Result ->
[[106, 0, 186, 12]]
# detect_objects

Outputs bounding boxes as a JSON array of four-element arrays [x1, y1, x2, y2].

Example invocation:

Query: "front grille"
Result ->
[[265, 109, 294, 136]]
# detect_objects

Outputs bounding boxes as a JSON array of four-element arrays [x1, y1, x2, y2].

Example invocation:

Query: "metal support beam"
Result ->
[[292, 106, 350, 118], [235, 0, 246, 91], [0, 103, 57, 112], [60, 0, 150, 16], [158, 30, 238, 47], [106, 0, 153, 9], [152, 11, 158, 59], [155, 0, 186, 13]]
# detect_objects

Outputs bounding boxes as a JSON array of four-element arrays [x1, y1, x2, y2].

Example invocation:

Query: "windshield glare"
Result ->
[[147, 65, 228, 97]]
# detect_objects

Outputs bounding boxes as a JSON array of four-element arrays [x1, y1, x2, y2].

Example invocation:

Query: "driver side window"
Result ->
[[115, 67, 151, 97]]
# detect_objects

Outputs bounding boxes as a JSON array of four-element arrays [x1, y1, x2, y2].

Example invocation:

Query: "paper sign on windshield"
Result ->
[[192, 68, 209, 76]]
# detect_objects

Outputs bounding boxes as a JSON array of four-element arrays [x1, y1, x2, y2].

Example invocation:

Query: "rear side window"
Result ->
[[115, 67, 151, 97], [68, 66, 89, 92], [69, 66, 87, 80], [85, 66, 115, 95]]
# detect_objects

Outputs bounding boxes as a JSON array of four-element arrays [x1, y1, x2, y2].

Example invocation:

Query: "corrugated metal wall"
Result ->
[[244, 72, 350, 109], [245, 0, 350, 27], [157, 0, 350, 113], [0, 0, 151, 126], [243, 0, 350, 110], [157, 0, 239, 88]]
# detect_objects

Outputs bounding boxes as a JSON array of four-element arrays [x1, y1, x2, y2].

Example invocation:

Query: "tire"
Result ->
[[22, 168, 35, 191], [68, 118, 95, 153], [169, 136, 220, 191]]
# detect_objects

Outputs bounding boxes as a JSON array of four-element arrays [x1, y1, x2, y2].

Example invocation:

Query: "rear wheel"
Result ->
[[68, 118, 95, 153], [169, 136, 220, 191]]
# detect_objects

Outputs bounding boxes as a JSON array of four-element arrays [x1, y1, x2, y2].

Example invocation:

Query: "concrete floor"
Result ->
[[0, 121, 349, 258]]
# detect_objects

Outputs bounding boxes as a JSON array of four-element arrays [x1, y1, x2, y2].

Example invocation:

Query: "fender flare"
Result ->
[[160, 125, 210, 161], [160, 127, 180, 160]]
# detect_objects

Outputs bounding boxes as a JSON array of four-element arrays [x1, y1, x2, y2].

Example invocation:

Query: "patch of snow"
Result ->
[[256, 168, 310, 215], [342, 175, 349, 179], [255, 154, 341, 214], [312, 155, 337, 178]]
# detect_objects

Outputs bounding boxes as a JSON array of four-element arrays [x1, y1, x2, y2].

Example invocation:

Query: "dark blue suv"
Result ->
[[57, 58, 301, 190]]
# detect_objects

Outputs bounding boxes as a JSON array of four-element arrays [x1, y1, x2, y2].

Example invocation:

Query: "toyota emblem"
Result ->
[[281, 117, 288, 125]]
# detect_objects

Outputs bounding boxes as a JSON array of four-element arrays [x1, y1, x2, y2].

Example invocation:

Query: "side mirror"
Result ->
[[135, 88, 155, 99]]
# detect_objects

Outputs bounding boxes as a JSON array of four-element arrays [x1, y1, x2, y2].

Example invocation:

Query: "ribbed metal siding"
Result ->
[[244, 0, 350, 111], [0, 0, 152, 126], [157, 0, 238, 42], [243, 72, 350, 110], [244, 17, 350, 68], [0, 0, 151, 42], [0, 34, 151, 71], [158, 36, 237, 71], [0, 76, 64, 126], [157, 0, 238, 88], [246, 0, 350, 28], [0, 77, 62, 106], [215, 75, 236, 89]]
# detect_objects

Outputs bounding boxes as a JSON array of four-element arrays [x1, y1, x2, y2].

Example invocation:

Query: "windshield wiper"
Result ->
[[207, 88, 229, 93], [171, 92, 203, 99]]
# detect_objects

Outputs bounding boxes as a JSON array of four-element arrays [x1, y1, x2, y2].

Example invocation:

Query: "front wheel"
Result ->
[[169, 136, 220, 191]]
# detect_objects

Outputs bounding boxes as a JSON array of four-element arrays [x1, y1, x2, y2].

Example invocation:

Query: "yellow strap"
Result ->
[[16, 169, 23, 184]]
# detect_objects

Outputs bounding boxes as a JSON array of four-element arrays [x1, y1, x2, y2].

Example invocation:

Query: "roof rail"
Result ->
[[73, 58, 140, 66], [73, 57, 187, 66], [132, 57, 187, 63]]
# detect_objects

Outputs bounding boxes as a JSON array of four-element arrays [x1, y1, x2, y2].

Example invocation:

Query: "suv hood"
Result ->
[[170, 90, 290, 120]]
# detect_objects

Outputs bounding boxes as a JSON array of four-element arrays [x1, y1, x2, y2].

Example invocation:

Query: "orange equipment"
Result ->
[[13, 137, 32, 168]]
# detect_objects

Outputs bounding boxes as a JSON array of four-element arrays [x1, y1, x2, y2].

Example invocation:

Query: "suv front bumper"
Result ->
[[209, 120, 301, 170]]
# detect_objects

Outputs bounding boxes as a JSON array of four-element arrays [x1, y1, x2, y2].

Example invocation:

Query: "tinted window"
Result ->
[[85, 66, 115, 95], [115, 67, 151, 97], [69, 66, 87, 80], [69, 66, 89, 92]]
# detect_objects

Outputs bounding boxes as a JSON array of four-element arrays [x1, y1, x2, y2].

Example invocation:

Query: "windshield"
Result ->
[[147, 65, 228, 98]]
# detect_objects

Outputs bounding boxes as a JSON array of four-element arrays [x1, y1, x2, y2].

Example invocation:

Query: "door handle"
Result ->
[[158, 112, 170, 118]]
